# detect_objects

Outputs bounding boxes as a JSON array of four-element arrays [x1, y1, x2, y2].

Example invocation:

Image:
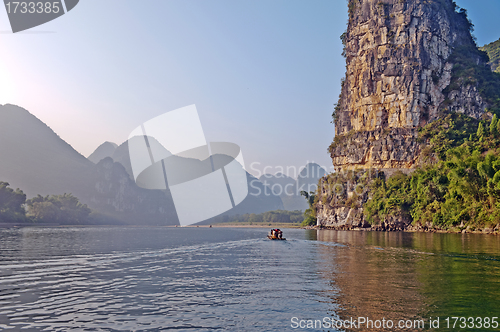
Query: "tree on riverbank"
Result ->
[[0, 182, 27, 222], [300, 191, 317, 227], [26, 193, 91, 224]]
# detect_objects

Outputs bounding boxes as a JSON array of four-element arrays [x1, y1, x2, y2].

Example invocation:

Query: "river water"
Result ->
[[0, 227, 498, 331]]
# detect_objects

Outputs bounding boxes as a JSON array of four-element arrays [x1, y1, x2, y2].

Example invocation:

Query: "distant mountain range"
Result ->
[[0, 104, 178, 225], [88, 141, 117, 164], [89, 139, 286, 219], [89, 140, 327, 212], [0, 104, 286, 225]]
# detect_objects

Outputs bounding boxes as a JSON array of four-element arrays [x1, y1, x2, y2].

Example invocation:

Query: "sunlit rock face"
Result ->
[[331, 0, 486, 171]]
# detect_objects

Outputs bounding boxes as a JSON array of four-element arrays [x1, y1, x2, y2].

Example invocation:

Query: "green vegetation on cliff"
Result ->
[[444, 44, 500, 115], [365, 114, 500, 229], [417, 113, 479, 160], [480, 38, 500, 74]]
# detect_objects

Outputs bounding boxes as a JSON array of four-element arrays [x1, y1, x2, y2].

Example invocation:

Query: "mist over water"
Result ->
[[0, 227, 498, 331]]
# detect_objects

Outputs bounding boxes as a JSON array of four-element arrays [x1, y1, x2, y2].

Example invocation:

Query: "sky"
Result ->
[[0, 0, 499, 178]]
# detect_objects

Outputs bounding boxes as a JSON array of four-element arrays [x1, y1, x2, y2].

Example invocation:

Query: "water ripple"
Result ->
[[0, 228, 331, 331]]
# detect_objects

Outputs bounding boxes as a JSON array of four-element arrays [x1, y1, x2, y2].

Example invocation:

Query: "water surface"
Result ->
[[0, 227, 498, 331]]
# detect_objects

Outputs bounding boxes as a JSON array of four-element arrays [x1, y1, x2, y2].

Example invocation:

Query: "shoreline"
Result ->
[[310, 225, 500, 235], [1, 222, 499, 234]]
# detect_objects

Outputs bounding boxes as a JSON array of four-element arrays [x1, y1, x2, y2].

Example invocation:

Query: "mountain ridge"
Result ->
[[0, 105, 284, 225], [0, 104, 178, 225], [88, 141, 118, 164]]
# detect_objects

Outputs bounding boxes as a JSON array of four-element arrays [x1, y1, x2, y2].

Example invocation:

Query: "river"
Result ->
[[0, 227, 498, 331]]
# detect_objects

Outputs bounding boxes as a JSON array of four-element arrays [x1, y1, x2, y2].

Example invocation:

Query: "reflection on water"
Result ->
[[0, 227, 498, 331], [316, 231, 425, 330], [314, 230, 500, 331]]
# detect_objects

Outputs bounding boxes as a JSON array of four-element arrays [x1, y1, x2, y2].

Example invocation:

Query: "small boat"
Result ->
[[267, 229, 286, 240], [267, 235, 286, 240]]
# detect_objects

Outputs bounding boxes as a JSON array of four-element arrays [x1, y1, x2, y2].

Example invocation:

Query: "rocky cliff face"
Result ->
[[315, 169, 413, 230], [330, 0, 488, 171], [319, 0, 498, 229]]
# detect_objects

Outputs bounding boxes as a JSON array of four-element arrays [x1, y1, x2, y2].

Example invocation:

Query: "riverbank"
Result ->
[[0, 222, 61, 228], [0, 222, 301, 229], [309, 224, 500, 235], [3, 222, 498, 234], [208, 222, 301, 228]]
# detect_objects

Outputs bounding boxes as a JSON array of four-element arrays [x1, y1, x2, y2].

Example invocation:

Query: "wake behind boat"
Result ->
[[267, 229, 286, 240]]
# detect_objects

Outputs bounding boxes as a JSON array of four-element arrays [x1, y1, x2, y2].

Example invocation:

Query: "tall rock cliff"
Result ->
[[318, 0, 500, 229], [330, 0, 491, 171]]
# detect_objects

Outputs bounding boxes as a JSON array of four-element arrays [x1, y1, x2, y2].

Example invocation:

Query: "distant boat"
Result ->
[[267, 229, 286, 240]]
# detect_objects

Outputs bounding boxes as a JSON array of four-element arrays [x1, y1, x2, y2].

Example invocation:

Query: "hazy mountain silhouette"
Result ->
[[91, 157, 178, 225], [0, 102, 290, 224], [0, 104, 177, 225], [109, 140, 134, 177], [88, 141, 118, 164], [204, 154, 284, 217], [90, 139, 284, 219], [0, 104, 94, 197], [297, 163, 327, 193], [259, 163, 327, 211], [260, 173, 295, 190], [259, 173, 307, 211]]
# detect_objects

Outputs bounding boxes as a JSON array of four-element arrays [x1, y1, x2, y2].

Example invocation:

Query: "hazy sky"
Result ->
[[0, 0, 499, 177]]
